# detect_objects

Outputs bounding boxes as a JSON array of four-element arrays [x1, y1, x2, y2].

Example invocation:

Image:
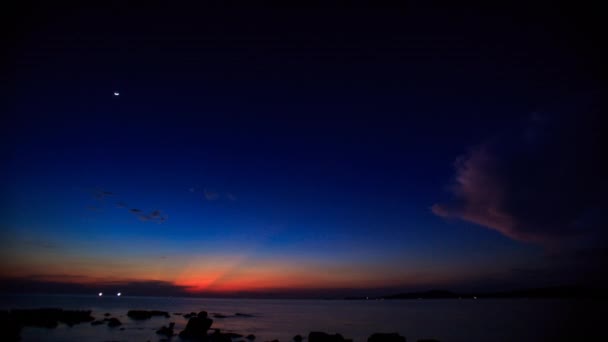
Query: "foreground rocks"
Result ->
[[127, 309, 170, 319], [156, 322, 176, 336], [0, 307, 442, 342], [107, 317, 122, 327], [0, 308, 95, 341], [178, 311, 213, 340], [368, 333, 406, 342], [309, 331, 352, 342], [10, 308, 94, 328]]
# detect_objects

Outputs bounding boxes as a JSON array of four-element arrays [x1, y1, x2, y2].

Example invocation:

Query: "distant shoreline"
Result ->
[[2, 285, 606, 301]]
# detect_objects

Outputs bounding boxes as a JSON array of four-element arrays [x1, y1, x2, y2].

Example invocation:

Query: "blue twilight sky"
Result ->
[[1, 2, 606, 296]]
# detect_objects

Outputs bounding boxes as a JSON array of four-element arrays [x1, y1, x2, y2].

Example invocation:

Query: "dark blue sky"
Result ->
[[1, 2, 606, 296]]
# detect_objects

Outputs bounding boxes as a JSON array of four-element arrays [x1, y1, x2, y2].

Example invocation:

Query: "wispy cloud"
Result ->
[[83, 188, 168, 224], [204, 189, 220, 201], [129, 208, 168, 224]]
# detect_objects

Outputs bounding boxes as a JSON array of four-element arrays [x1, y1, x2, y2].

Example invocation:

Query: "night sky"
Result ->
[[1, 2, 606, 297]]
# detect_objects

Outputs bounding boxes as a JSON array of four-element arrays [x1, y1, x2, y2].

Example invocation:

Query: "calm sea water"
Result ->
[[0, 294, 603, 342]]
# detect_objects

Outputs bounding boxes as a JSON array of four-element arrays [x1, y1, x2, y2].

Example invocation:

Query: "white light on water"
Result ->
[[98, 292, 103, 296], [117, 292, 121, 296]]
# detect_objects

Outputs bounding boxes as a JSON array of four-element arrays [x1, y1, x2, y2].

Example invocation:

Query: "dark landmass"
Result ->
[[345, 286, 608, 300], [127, 309, 170, 319]]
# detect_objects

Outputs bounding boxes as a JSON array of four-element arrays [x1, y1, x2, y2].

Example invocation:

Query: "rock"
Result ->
[[224, 332, 244, 338], [119, 327, 125, 331], [368, 333, 406, 342], [104, 313, 111, 317], [127, 310, 170, 320], [178, 316, 213, 340], [235, 313, 254, 317], [198, 311, 209, 318], [0, 310, 21, 342], [209, 329, 232, 342], [184, 312, 197, 319], [246, 334, 256, 340], [156, 322, 175, 336], [107, 318, 122, 327], [10, 308, 94, 328], [91, 320, 105, 326], [309, 332, 348, 342], [266, 340, 279, 342], [59, 309, 95, 327], [417, 340, 440, 342], [294, 335, 303, 342], [213, 313, 229, 318]]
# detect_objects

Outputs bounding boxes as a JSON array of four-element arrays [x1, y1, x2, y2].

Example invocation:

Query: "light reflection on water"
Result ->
[[0, 294, 602, 342]]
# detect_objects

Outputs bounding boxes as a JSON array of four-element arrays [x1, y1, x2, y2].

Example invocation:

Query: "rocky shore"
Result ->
[[0, 308, 441, 342]]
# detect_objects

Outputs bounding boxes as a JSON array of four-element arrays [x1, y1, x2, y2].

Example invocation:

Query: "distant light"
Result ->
[[98, 292, 103, 296], [113, 92, 120, 96], [117, 292, 121, 296], [473, 296, 477, 299]]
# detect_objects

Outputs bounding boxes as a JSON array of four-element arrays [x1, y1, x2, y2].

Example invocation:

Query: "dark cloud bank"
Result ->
[[433, 99, 608, 287], [433, 101, 606, 246]]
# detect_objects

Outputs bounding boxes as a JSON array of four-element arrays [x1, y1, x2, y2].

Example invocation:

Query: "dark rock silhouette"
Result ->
[[127, 310, 170, 319], [294, 334, 303, 342], [209, 329, 233, 342], [223, 332, 244, 338], [156, 322, 175, 336], [104, 313, 111, 317], [417, 339, 440, 342], [235, 313, 254, 317], [0, 310, 20, 342], [10, 308, 94, 328], [107, 317, 122, 327], [309, 332, 350, 342], [246, 334, 256, 340], [178, 311, 213, 340], [91, 320, 104, 326], [213, 313, 229, 318], [368, 333, 406, 342], [1, 308, 94, 341], [184, 312, 198, 318]]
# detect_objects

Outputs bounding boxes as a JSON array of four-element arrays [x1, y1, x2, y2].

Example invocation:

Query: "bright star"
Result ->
[[98, 292, 103, 296], [113, 92, 120, 96]]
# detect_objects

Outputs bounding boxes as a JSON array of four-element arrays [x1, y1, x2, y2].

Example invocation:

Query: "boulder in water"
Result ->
[[368, 333, 406, 342], [178, 316, 213, 340], [309, 332, 349, 342]]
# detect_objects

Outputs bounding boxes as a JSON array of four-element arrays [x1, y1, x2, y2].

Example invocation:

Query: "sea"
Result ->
[[0, 294, 603, 342]]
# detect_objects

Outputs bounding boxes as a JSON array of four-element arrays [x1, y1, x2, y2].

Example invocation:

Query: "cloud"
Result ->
[[129, 208, 168, 224], [93, 189, 114, 201], [204, 189, 220, 201], [433, 105, 606, 245]]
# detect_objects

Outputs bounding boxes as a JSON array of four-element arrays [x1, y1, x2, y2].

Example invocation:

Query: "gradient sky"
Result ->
[[1, 2, 606, 297]]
